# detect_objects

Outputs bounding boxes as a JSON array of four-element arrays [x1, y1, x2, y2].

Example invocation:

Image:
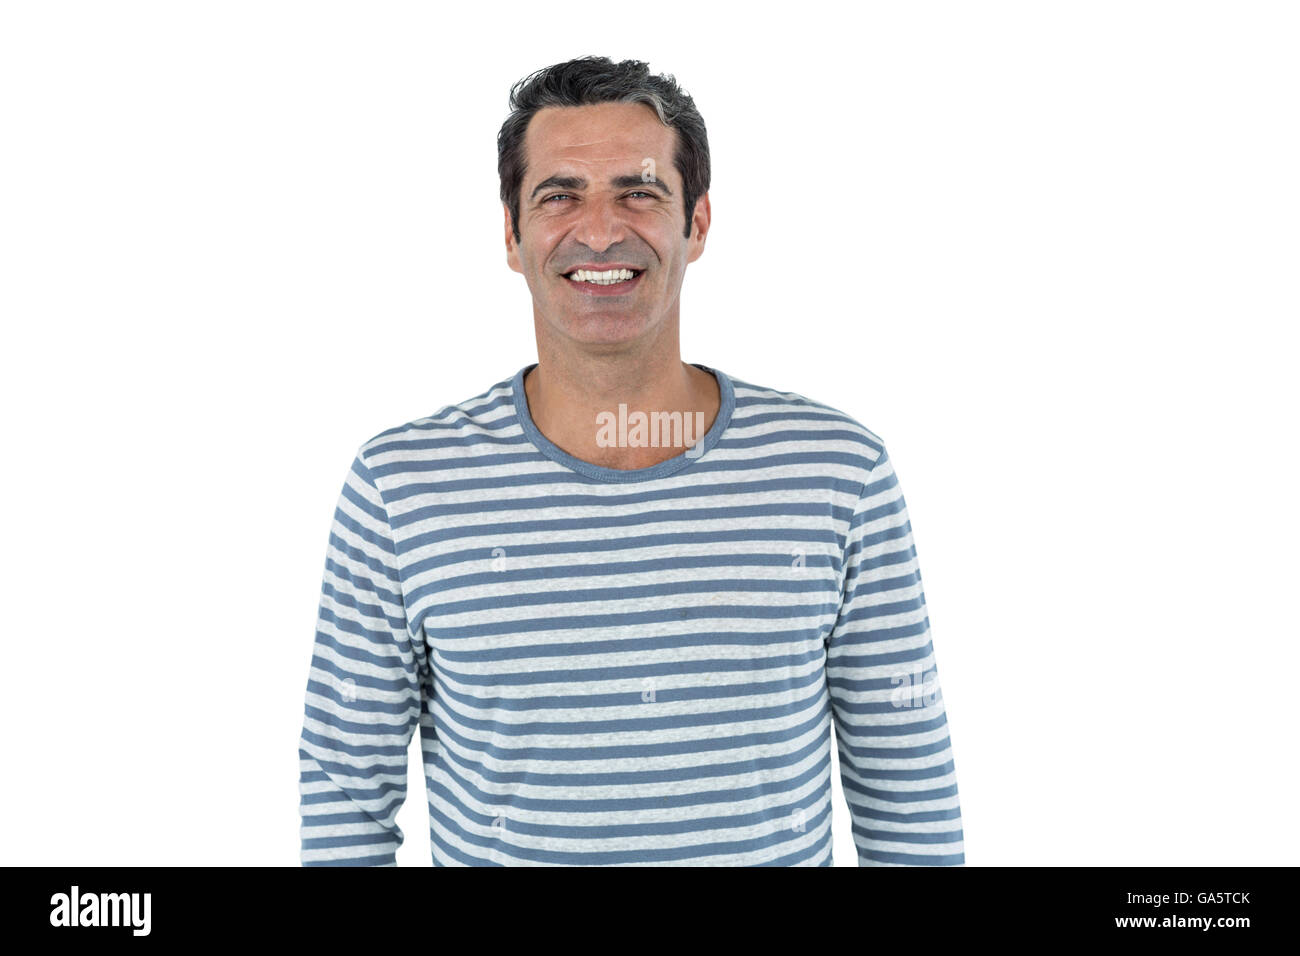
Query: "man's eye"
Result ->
[[543, 192, 656, 203]]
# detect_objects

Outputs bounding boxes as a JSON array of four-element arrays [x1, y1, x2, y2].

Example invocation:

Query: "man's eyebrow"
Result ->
[[530, 175, 585, 200], [529, 173, 674, 200], [611, 174, 672, 194]]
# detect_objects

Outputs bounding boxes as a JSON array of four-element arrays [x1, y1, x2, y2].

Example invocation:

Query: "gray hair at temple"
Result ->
[[497, 55, 711, 245]]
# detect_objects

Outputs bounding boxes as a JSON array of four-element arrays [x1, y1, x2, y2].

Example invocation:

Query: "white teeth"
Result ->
[[567, 268, 637, 285]]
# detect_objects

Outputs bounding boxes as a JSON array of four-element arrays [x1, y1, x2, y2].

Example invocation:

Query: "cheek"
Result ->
[[527, 227, 569, 267]]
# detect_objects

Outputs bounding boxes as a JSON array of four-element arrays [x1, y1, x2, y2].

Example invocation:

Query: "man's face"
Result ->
[[505, 101, 709, 349]]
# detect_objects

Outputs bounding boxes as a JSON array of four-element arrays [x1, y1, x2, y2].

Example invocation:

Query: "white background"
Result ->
[[2, 1, 1296, 866]]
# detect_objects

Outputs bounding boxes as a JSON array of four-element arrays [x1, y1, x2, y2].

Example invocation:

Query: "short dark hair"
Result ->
[[497, 56, 711, 245]]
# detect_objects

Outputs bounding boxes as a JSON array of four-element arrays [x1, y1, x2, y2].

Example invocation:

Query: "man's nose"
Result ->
[[575, 194, 626, 253]]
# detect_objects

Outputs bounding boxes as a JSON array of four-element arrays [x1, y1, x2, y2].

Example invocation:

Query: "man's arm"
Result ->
[[825, 444, 965, 865], [298, 449, 427, 866]]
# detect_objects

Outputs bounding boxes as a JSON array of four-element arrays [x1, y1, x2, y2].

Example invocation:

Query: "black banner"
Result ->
[[9, 866, 1286, 941]]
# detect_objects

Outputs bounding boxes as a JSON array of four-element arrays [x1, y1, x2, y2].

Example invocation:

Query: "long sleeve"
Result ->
[[825, 444, 965, 865], [298, 449, 428, 866]]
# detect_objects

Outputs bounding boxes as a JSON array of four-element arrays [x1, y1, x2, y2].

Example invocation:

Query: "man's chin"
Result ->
[[544, 308, 653, 343]]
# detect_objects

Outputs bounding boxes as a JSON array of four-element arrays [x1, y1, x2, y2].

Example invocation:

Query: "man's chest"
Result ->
[[396, 485, 849, 688]]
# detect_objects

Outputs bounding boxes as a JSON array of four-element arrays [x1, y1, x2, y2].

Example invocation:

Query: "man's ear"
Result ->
[[686, 191, 711, 265], [504, 203, 522, 274]]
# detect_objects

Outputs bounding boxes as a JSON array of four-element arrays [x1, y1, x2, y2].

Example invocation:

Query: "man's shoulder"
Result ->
[[727, 369, 889, 475], [353, 370, 518, 468]]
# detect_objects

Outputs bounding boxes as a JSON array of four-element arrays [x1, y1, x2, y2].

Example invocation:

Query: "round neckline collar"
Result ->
[[511, 361, 735, 483]]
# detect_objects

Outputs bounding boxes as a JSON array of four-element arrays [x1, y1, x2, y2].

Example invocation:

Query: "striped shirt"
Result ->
[[298, 362, 965, 866]]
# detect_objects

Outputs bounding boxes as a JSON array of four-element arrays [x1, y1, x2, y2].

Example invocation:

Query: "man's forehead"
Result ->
[[525, 103, 676, 176]]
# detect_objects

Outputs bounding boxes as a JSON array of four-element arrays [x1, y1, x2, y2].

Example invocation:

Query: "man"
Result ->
[[298, 56, 964, 866]]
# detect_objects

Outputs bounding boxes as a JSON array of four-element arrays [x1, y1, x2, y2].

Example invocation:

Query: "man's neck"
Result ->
[[523, 352, 721, 471]]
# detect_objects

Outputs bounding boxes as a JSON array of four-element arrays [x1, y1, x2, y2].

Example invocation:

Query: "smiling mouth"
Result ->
[[561, 267, 645, 295], [563, 267, 644, 286]]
